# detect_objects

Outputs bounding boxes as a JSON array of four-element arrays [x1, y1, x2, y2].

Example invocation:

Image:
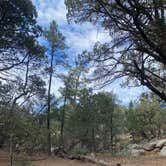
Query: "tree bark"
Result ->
[[47, 48, 54, 155], [59, 87, 67, 152]]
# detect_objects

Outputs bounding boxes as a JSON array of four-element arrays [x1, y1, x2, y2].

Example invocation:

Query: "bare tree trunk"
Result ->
[[9, 99, 18, 166], [47, 49, 54, 155], [9, 135, 13, 166], [110, 106, 114, 153], [59, 91, 67, 152], [110, 117, 113, 153], [103, 129, 108, 150], [92, 128, 96, 153]]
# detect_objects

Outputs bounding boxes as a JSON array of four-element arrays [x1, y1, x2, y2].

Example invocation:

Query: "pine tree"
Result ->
[[44, 20, 66, 155]]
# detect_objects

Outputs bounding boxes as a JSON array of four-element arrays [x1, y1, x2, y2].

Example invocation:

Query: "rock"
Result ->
[[143, 139, 166, 151], [90, 152, 95, 159], [128, 139, 166, 156], [143, 141, 157, 151], [128, 144, 145, 156], [156, 139, 166, 148], [159, 146, 166, 157], [98, 160, 110, 166], [131, 149, 145, 157], [51, 146, 58, 153], [128, 144, 142, 150]]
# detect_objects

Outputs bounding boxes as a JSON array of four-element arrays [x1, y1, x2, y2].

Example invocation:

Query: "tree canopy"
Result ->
[[65, 0, 166, 101], [0, 0, 43, 75]]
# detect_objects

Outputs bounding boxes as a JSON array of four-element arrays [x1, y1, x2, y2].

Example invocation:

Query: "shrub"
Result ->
[[71, 145, 89, 155]]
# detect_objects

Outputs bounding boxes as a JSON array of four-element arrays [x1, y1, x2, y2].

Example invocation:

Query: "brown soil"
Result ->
[[96, 153, 166, 166], [34, 157, 95, 166], [0, 150, 95, 166], [0, 150, 166, 166], [0, 150, 10, 166]]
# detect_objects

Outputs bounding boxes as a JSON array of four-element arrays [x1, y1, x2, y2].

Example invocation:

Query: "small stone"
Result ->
[[131, 149, 145, 157], [159, 146, 166, 157], [128, 144, 142, 150]]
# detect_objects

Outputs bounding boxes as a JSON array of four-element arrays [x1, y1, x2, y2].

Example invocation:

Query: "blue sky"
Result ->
[[32, 0, 147, 105]]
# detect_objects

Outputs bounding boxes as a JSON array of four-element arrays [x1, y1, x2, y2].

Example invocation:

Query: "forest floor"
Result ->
[[95, 153, 166, 166], [33, 154, 166, 166], [0, 150, 166, 166]]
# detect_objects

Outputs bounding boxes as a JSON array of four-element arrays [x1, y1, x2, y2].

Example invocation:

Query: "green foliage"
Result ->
[[0, 0, 45, 75], [65, 89, 125, 152], [126, 94, 166, 141], [44, 21, 66, 50], [0, 105, 48, 153], [0, 0, 40, 49], [117, 142, 131, 157], [71, 145, 89, 156]]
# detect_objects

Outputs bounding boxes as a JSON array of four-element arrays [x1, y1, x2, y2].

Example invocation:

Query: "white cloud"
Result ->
[[50, 77, 63, 97], [33, 0, 110, 54], [36, 0, 67, 26], [107, 83, 146, 105]]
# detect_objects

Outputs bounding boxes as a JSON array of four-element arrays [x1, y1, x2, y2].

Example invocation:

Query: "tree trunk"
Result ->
[[59, 88, 67, 152], [109, 104, 114, 153], [47, 49, 54, 155], [9, 100, 16, 166], [110, 117, 114, 153], [9, 135, 13, 166], [92, 128, 96, 153], [103, 129, 108, 150]]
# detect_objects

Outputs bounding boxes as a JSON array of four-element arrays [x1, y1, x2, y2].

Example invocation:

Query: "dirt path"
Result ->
[[0, 150, 95, 166], [96, 153, 166, 166], [0, 150, 166, 166], [34, 155, 166, 166], [34, 157, 95, 166]]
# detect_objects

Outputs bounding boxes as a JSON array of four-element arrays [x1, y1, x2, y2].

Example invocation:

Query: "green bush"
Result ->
[[117, 142, 131, 157], [71, 145, 89, 155]]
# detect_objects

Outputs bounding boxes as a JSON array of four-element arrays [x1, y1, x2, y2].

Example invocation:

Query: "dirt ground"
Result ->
[[0, 150, 166, 166], [95, 153, 166, 166], [34, 157, 95, 166], [33, 155, 166, 166], [0, 150, 95, 166]]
